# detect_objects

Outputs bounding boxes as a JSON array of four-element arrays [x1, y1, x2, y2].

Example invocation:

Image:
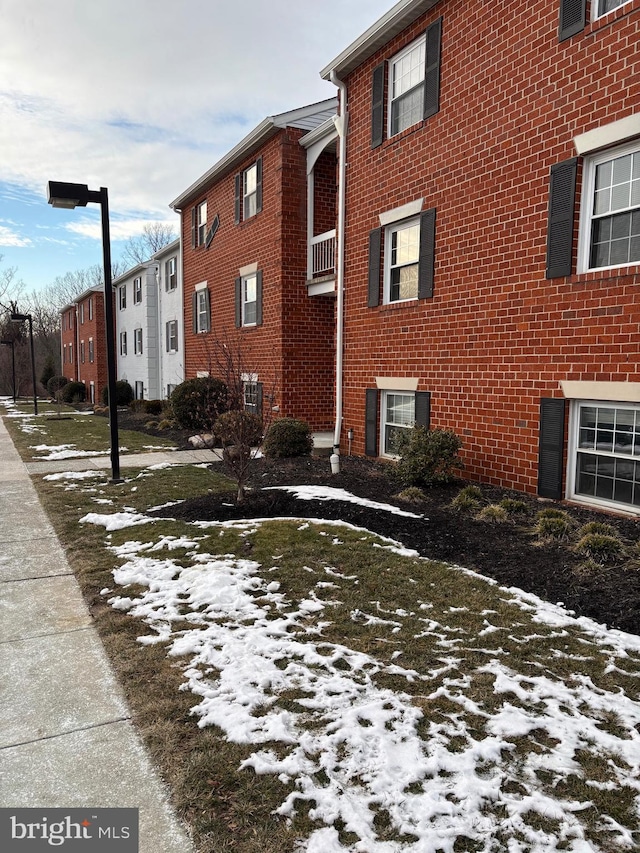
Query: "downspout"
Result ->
[[330, 69, 348, 474]]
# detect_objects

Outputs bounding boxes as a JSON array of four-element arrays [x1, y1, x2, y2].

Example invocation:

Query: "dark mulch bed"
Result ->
[[149, 453, 640, 638]]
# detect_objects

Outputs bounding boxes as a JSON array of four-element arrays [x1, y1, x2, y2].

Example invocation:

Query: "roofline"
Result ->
[[113, 260, 156, 286], [152, 237, 180, 260], [300, 115, 339, 149], [320, 0, 438, 81], [170, 98, 337, 210]]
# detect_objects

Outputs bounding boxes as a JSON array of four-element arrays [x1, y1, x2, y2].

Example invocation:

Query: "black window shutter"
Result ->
[[559, 0, 586, 42], [368, 228, 382, 307], [538, 398, 567, 499], [235, 278, 242, 327], [165, 323, 170, 353], [256, 382, 263, 418], [191, 208, 197, 247], [546, 158, 578, 279], [423, 17, 442, 120], [415, 391, 431, 428], [192, 292, 198, 334], [256, 157, 263, 214], [418, 208, 436, 299], [365, 388, 379, 456], [371, 63, 386, 149], [234, 174, 241, 224], [256, 270, 263, 326]]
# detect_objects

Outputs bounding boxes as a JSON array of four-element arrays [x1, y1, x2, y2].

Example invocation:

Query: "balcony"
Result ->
[[307, 229, 336, 295]]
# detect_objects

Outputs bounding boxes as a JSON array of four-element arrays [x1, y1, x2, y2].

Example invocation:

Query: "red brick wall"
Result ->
[[76, 293, 110, 401], [340, 0, 640, 494], [181, 127, 335, 430], [60, 308, 76, 380], [313, 150, 337, 237]]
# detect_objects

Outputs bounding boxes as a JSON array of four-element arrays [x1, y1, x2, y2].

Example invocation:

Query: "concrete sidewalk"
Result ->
[[0, 414, 195, 853], [25, 446, 221, 475]]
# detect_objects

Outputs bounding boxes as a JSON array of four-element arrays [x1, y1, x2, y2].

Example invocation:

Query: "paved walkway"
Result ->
[[0, 414, 195, 853], [25, 446, 221, 475]]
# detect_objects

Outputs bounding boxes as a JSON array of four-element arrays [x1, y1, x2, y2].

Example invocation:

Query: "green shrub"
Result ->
[[534, 508, 573, 541], [143, 399, 165, 416], [47, 375, 70, 397], [263, 418, 313, 458], [450, 485, 482, 511], [396, 426, 463, 488], [100, 380, 134, 407], [575, 533, 623, 563], [499, 498, 528, 515], [170, 378, 228, 432], [577, 521, 617, 539], [477, 504, 508, 523], [60, 381, 86, 404]]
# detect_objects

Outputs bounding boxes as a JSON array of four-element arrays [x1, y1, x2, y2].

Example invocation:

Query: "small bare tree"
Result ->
[[202, 329, 278, 503], [120, 223, 177, 267]]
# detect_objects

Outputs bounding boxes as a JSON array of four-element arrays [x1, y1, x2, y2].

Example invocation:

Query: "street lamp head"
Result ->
[[47, 181, 91, 209]]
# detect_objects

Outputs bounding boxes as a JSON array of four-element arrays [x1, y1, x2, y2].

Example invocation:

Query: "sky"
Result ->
[[0, 0, 393, 294]]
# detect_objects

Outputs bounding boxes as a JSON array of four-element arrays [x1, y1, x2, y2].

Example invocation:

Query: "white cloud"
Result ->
[[0, 224, 32, 247]]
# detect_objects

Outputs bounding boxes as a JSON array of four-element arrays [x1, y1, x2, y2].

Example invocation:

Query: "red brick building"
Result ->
[[321, 0, 640, 515], [170, 100, 338, 433], [59, 285, 110, 404]]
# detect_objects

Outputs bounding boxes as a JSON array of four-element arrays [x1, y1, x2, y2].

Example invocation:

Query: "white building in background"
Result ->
[[114, 238, 183, 400], [154, 239, 184, 398]]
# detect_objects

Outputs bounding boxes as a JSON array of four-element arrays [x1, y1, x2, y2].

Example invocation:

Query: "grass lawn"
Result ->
[[4, 400, 640, 852], [3, 401, 178, 461]]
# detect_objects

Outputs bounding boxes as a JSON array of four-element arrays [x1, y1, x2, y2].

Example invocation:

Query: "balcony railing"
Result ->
[[310, 229, 336, 277]]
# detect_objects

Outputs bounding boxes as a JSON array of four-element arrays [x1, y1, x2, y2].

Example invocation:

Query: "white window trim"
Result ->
[[577, 138, 640, 274], [567, 398, 640, 516], [383, 216, 420, 304], [119, 331, 127, 356], [134, 328, 143, 355], [119, 286, 126, 310], [380, 389, 416, 458], [388, 34, 426, 139], [134, 277, 142, 304], [379, 199, 424, 228], [574, 113, 640, 156], [196, 290, 209, 333], [166, 257, 177, 290]]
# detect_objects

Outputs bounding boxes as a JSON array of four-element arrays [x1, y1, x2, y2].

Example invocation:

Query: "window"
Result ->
[[119, 285, 126, 310], [135, 381, 144, 401], [79, 302, 85, 324], [243, 163, 258, 219], [134, 328, 143, 355], [371, 18, 441, 148], [165, 320, 178, 352], [235, 158, 262, 223], [89, 382, 95, 404], [69, 343, 73, 363], [134, 277, 142, 304], [119, 331, 127, 356], [579, 141, 640, 273], [390, 37, 426, 137], [382, 392, 415, 456], [80, 341, 85, 363], [88, 338, 94, 363], [167, 384, 176, 398], [243, 380, 262, 415], [165, 257, 177, 290], [242, 273, 257, 325], [569, 401, 640, 513], [368, 209, 436, 306], [88, 296, 93, 321], [69, 310, 74, 329], [594, 0, 630, 18], [386, 219, 419, 302], [192, 287, 210, 333], [190, 200, 207, 248]]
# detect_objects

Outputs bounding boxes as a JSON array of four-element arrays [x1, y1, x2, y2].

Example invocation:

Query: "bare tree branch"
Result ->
[[120, 222, 177, 267]]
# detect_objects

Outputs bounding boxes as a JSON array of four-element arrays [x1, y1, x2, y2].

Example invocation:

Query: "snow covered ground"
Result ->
[[76, 485, 640, 853]]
